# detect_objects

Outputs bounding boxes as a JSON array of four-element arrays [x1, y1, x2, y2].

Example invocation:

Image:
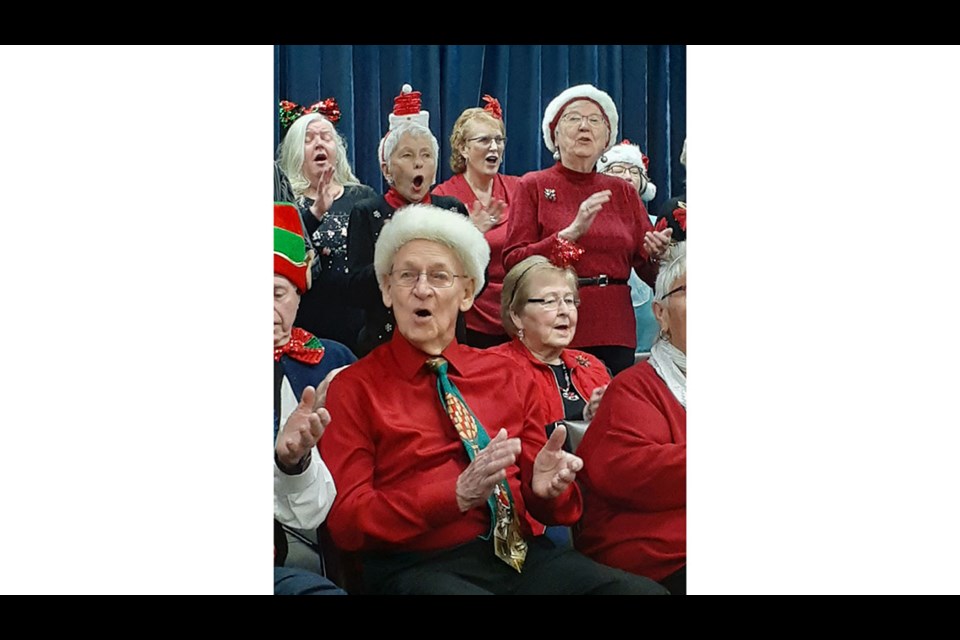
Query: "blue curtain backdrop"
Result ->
[[275, 45, 685, 217]]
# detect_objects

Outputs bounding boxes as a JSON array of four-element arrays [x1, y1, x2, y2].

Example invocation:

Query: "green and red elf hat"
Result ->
[[274, 202, 312, 294]]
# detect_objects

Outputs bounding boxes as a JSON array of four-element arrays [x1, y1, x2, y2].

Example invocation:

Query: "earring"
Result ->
[[658, 328, 670, 342], [552, 150, 560, 161], [600, 154, 608, 164], [517, 328, 525, 340]]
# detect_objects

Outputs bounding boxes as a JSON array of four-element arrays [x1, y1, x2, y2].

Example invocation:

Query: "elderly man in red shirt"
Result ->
[[319, 204, 667, 595]]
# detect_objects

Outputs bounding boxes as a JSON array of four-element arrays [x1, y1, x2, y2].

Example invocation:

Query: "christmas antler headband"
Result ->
[[278, 97, 342, 129], [481, 94, 503, 120]]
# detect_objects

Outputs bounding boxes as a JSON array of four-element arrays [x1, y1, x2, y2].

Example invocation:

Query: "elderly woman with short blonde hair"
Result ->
[[491, 256, 611, 438]]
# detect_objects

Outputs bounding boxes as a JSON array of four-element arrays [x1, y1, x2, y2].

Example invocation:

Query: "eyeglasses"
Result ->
[[526, 296, 581, 311], [607, 165, 643, 177], [661, 285, 686, 299], [467, 135, 507, 147], [559, 112, 606, 129], [389, 269, 468, 289]]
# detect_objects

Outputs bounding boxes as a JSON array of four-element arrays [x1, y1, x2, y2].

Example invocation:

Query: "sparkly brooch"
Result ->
[[544, 188, 557, 201], [575, 355, 590, 367], [385, 323, 393, 332], [373, 210, 382, 219]]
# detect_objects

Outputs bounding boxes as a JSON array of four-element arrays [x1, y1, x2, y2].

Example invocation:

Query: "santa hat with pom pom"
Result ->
[[379, 84, 431, 164], [596, 139, 657, 202]]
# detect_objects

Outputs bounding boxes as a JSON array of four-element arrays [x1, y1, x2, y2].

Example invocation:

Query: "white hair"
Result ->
[[654, 242, 686, 302], [278, 113, 361, 200], [381, 121, 440, 170], [374, 204, 490, 292]]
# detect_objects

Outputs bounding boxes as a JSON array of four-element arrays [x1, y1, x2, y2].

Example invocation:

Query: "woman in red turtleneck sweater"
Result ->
[[503, 84, 672, 376]]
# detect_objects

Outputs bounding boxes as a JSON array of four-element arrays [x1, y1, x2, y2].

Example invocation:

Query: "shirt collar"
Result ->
[[388, 332, 470, 379], [506, 337, 581, 371]]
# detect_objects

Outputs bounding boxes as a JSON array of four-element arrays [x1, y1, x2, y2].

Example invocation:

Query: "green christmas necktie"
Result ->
[[426, 356, 527, 572]]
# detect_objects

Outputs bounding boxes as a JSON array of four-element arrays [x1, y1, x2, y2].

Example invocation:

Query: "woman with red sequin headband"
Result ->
[[503, 85, 672, 376], [344, 85, 470, 357], [433, 95, 521, 348]]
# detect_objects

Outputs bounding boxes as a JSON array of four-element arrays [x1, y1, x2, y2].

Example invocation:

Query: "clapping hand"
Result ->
[[643, 227, 673, 260], [582, 384, 608, 422], [531, 424, 583, 499], [469, 198, 507, 234], [309, 165, 336, 219], [275, 386, 331, 470], [559, 190, 611, 243], [455, 428, 521, 512]]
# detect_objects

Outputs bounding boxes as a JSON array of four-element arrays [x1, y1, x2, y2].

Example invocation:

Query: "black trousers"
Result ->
[[362, 536, 669, 595], [579, 345, 636, 377], [660, 565, 686, 595]]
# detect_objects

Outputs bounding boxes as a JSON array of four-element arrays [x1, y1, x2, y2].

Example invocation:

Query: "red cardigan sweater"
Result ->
[[503, 163, 658, 350], [573, 361, 686, 582], [488, 338, 611, 427]]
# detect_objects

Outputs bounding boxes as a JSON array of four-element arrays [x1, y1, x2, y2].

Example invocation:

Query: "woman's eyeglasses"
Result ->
[[467, 135, 507, 147], [526, 296, 581, 311], [661, 285, 686, 299], [559, 112, 605, 128], [607, 165, 643, 177]]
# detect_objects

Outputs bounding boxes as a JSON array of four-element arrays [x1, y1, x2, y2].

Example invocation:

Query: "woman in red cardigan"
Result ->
[[489, 255, 611, 444], [574, 241, 686, 595], [490, 255, 612, 544], [503, 84, 672, 375], [433, 96, 520, 348]]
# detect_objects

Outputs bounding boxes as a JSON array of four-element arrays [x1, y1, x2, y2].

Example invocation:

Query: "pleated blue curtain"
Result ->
[[274, 45, 685, 215]]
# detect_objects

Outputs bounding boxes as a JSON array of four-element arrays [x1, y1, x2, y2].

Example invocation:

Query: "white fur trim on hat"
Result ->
[[374, 204, 490, 293], [597, 141, 645, 174], [541, 84, 618, 154], [597, 141, 658, 202], [389, 111, 429, 129], [388, 83, 430, 130]]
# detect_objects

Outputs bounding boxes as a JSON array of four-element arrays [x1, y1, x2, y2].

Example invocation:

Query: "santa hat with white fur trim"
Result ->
[[541, 84, 618, 154], [380, 84, 430, 164], [597, 139, 658, 202]]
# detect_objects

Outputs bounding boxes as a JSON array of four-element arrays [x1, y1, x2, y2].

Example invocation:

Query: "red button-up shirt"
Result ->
[[320, 333, 583, 553]]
